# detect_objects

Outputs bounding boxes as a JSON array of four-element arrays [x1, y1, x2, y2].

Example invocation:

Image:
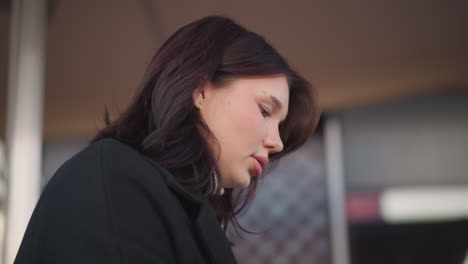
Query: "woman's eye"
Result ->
[[259, 105, 271, 117]]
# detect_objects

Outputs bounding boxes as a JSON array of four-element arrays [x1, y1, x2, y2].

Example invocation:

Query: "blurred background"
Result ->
[[1, 0, 467, 263]]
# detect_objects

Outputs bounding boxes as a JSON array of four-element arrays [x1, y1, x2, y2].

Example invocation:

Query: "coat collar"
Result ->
[[143, 157, 237, 264]]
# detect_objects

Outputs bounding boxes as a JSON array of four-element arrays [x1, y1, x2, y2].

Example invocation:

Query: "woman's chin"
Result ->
[[234, 174, 251, 189], [221, 171, 251, 189]]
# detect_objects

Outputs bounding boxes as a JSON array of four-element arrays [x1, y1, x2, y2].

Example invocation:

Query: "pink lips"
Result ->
[[251, 155, 269, 176]]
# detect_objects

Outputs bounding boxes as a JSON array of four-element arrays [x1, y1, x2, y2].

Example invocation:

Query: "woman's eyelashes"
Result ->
[[259, 105, 271, 117]]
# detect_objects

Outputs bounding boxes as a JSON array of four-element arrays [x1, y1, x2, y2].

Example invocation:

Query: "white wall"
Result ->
[[340, 92, 468, 190]]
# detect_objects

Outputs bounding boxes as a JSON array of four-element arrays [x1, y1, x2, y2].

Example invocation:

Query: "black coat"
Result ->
[[15, 139, 237, 264]]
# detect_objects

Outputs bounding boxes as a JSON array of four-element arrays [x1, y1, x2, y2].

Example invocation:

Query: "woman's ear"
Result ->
[[193, 80, 214, 110], [192, 86, 205, 110]]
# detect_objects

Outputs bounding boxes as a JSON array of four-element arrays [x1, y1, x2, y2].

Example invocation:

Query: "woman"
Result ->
[[15, 16, 319, 263]]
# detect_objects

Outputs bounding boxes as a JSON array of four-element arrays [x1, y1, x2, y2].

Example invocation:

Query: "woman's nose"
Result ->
[[264, 128, 284, 154]]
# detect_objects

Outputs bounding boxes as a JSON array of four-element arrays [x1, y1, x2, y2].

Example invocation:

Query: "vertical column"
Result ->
[[4, 0, 47, 263], [324, 116, 350, 264]]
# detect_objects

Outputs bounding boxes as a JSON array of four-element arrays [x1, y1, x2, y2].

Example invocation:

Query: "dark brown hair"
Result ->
[[91, 15, 320, 237]]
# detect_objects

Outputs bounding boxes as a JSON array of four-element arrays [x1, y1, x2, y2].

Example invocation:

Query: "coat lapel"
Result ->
[[192, 203, 237, 264], [144, 158, 237, 264], [164, 176, 237, 264]]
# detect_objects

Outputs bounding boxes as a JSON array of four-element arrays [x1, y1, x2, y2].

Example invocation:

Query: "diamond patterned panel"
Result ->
[[231, 136, 330, 264]]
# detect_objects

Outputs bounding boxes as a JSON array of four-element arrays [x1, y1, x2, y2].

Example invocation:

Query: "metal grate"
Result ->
[[231, 137, 330, 264]]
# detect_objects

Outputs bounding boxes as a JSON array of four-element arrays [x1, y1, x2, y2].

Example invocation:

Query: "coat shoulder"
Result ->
[[49, 138, 171, 191], [15, 138, 179, 263]]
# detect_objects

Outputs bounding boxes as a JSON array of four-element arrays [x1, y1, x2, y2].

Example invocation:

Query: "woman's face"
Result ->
[[194, 76, 289, 189]]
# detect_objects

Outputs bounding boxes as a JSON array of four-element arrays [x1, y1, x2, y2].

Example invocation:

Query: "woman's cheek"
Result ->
[[245, 110, 266, 138], [231, 103, 266, 142]]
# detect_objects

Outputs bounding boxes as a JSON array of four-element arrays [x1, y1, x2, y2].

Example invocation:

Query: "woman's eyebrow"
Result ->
[[268, 95, 287, 122], [269, 95, 283, 111]]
